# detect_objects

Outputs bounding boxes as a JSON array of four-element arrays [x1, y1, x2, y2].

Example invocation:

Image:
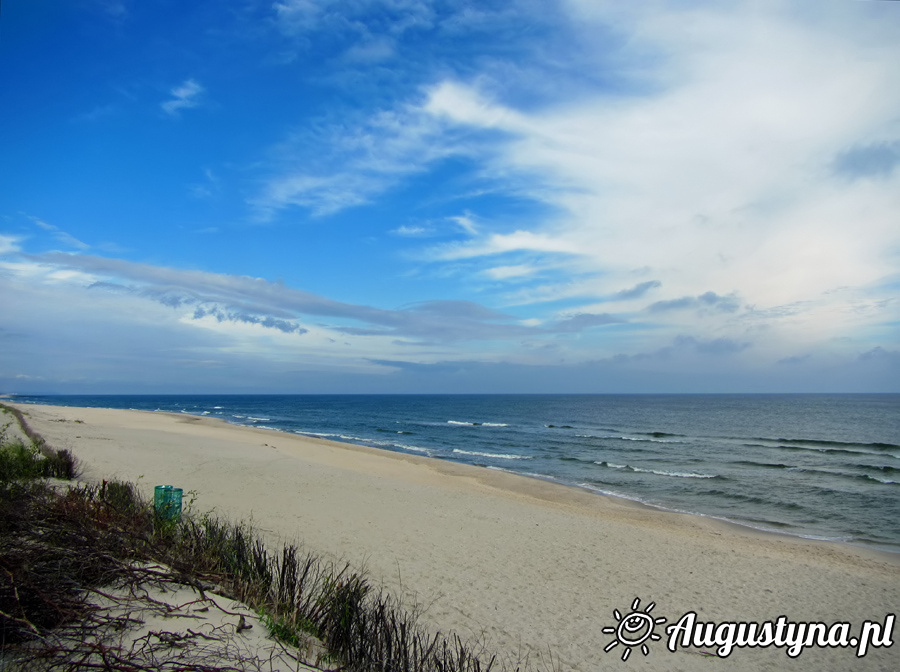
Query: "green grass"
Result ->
[[0, 406, 78, 481], [0, 438, 45, 481]]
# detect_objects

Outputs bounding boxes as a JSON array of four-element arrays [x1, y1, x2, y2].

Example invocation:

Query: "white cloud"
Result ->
[[273, 0, 436, 39], [17, 252, 546, 345], [25, 217, 90, 250], [483, 264, 536, 280], [244, 2, 900, 380], [408, 1, 900, 357], [4, 0, 897, 393], [161, 79, 205, 116], [273, 0, 321, 33], [190, 168, 221, 199], [433, 230, 582, 261], [390, 225, 430, 237], [252, 103, 466, 217], [447, 213, 479, 235], [343, 37, 396, 63], [0, 234, 21, 255], [425, 81, 518, 129], [30, 217, 55, 232]]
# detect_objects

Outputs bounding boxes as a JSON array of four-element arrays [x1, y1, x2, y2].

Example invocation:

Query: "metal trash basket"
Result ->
[[154, 484, 183, 520]]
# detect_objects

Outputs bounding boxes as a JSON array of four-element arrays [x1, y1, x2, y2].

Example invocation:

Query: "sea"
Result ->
[[11, 394, 900, 553]]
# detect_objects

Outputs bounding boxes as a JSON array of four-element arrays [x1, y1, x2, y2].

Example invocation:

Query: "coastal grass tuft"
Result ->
[[0, 404, 79, 481], [0, 417, 516, 671], [0, 440, 78, 482], [0, 440, 45, 481]]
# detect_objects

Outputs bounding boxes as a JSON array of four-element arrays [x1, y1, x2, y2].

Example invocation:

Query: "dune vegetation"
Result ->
[[0, 404, 518, 672]]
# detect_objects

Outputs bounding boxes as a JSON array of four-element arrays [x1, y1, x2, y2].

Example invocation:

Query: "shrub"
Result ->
[[1, 479, 506, 671]]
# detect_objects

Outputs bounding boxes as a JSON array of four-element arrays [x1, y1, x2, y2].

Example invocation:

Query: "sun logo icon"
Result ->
[[602, 597, 667, 661]]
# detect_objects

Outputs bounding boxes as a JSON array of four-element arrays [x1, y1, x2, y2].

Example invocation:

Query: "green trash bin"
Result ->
[[154, 484, 183, 520]]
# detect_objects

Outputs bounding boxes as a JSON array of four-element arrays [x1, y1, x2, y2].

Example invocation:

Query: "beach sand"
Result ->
[[10, 403, 898, 671]]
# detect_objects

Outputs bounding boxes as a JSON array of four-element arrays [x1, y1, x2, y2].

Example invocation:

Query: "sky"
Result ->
[[1, 0, 898, 394]]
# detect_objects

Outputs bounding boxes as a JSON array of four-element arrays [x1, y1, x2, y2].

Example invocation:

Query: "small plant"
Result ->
[[0, 406, 78, 482], [260, 611, 304, 649], [101, 479, 141, 514], [0, 441, 44, 481]]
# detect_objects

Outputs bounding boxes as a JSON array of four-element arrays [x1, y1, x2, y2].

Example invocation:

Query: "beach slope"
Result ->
[[10, 403, 898, 671]]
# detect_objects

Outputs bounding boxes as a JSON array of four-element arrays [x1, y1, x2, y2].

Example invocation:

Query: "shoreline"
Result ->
[[115, 409, 900, 563], [15, 397, 900, 557], [480, 460, 900, 558], [9, 402, 900, 671]]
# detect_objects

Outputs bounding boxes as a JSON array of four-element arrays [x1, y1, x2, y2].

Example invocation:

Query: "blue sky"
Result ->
[[1, 0, 898, 394]]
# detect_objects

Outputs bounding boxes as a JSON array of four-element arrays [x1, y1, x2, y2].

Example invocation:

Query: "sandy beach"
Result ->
[[9, 402, 898, 671]]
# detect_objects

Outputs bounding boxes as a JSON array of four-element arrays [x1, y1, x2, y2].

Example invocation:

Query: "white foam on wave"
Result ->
[[617, 435, 684, 444], [575, 482, 649, 505], [595, 461, 627, 469], [395, 443, 431, 454], [309, 431, 359, 441], [578, 433, 681, 444], [453, 448, 531, 460], [868, 475, 897, 485], [594, 461, 716, 478], [633, 466, 717, 478], [446, 420, 509, 427]]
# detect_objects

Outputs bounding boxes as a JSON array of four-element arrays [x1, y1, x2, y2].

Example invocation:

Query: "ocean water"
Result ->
[[12, 394, 900, 552]]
